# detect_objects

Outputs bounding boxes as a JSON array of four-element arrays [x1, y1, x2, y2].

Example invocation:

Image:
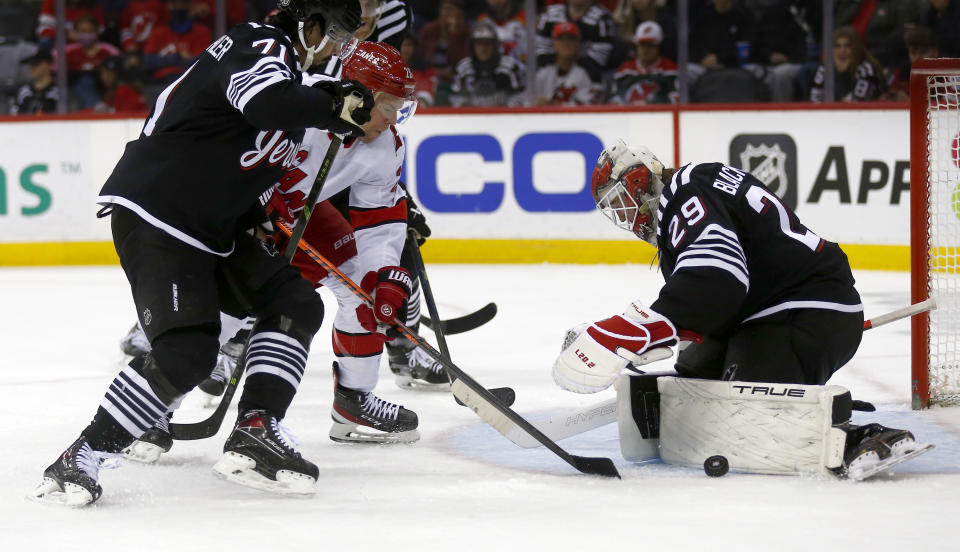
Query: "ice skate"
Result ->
[[212, 410, 318, 496], [119, 323, 149, 357], [198, 337, 244, 406], [839, 423, 934, 481], [31, 436, 112, 507], [387, 336, 450, 391], [123, 414, 173, 464], [330, 362, 420, 443]]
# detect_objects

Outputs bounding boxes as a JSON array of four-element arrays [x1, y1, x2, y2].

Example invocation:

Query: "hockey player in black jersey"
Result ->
[[553, 140, 930, 479], [31, 0, 375, 506]]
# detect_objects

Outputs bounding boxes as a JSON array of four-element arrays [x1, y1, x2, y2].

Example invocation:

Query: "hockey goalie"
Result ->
[[552, 140, 933, 480]]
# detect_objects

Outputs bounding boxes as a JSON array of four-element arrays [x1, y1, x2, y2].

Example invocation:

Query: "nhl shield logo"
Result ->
[[730, 134, 798, 209]]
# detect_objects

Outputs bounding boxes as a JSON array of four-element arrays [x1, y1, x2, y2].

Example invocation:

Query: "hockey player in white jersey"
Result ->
[[268, 41, 423, 444]]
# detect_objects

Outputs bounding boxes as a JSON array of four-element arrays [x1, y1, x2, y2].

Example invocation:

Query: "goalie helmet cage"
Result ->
[[910, 58, 960, 409]]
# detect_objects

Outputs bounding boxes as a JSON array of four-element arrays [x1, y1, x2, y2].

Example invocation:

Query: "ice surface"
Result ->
[[1, 265, 957, 551]]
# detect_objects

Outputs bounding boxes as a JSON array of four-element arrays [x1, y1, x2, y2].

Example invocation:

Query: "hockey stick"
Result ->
[[171, 138, 344, 440], [407, 230, 516, 407], [283, 134, 344, 261], [421, 303, 498, 335], [505, 298, 941, 448], [277, 219, 620, 478]]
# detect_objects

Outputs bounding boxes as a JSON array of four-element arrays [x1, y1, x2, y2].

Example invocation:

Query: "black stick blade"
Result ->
[[570, 455, 622, 479]]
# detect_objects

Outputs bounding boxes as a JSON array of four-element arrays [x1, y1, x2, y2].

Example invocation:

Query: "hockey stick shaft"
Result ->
[[276, 220, 619, 478], [283, 134, 344, 261], [863, 297, 936, 330], [421, 302, 497, 335]]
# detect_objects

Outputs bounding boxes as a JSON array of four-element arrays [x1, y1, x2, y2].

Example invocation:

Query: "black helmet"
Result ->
[[277, 0, 362, 32]]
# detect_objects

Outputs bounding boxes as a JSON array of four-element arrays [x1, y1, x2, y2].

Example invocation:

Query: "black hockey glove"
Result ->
[[314, 79, 374, 138], [402, 183, 431, 245]]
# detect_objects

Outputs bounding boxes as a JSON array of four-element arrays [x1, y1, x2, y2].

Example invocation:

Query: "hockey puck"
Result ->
[[704, 455, 729, 477]]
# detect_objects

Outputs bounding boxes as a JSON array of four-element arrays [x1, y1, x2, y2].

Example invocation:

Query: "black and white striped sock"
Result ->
[[244, 331, 308, 391], [100, 365, 171, 438]]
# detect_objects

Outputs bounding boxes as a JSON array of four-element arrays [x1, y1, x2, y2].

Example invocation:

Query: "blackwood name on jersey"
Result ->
[[650, 162, 862, 337]]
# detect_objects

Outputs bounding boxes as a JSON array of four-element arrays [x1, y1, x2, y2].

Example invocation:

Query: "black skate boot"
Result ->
[[212, 409, 318, 495], [330, 362, 420, 443], [119, 323, 149, 357], [387, 336, 450, 391], [123, 413, 173, 464], [839, 422, 934, 480], [198, 336, 244, 397], [31, 436, 110, 506]]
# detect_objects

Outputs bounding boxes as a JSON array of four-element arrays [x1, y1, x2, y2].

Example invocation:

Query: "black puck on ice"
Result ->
[[704, 455, 729, 477]]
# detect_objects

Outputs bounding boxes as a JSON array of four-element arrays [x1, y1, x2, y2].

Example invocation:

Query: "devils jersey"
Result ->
[[98, 22, 340, 256], [270, 123, 407, 276], [650, 162, 862, 337]]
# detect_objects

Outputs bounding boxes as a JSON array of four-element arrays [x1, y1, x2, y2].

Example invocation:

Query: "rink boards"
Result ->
[[0, 105, 922, 268]]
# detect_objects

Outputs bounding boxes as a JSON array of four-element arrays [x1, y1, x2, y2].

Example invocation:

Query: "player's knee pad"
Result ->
[[140, 326, 221, 399], [656, 376, 850, 475]]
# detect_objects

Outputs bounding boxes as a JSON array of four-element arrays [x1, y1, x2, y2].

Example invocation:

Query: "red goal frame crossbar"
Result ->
[[909, 58, 960, 409]]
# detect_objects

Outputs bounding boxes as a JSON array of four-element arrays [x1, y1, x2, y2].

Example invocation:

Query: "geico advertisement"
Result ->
[[680, 109, 912, 245], [399, 111, 674, 239], [0, 119, 135, 242]]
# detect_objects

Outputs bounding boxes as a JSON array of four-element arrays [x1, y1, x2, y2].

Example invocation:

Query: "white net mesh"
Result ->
[[925, 74, 960, 406]]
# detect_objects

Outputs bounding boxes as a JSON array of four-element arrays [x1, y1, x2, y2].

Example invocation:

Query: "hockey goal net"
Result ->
[[911, 58, 960, 409]]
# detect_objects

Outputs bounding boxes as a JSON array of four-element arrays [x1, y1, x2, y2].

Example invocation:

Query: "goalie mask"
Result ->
[[343, 42, 418, 125], [590, 140, 666, 246], [278, 0, 364, 68]]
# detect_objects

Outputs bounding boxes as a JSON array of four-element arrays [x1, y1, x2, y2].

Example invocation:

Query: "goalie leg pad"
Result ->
[[657, 377, 851, 476], [615, 375, 661, 462]]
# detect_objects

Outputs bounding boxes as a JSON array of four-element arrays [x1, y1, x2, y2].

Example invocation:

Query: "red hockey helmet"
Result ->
[[590, 140, 666, 245], [343, 41, 418, 124]]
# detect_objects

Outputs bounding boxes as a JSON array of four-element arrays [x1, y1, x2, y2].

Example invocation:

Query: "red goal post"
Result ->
[[910, 58, 960, 409]]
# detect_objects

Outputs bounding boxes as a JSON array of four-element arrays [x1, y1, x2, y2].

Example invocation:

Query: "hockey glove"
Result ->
[[315, 79, 374, 138], [404, 184, 431, 245], [553, 301, 676, 394], [355, 266, 413, 340]]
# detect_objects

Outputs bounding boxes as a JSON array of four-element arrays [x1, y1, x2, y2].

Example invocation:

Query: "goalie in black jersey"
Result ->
[[553, 141, 930, 479], [31, 0, 377, 506]]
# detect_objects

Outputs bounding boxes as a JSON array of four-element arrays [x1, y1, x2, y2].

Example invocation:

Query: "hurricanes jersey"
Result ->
[[650, 162, 862, 337], [98, 22, 340, 256]]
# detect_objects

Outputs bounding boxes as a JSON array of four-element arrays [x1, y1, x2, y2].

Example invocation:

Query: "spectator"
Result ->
[[536, 0, 619, 82], [924, 0, 960, 58], [450, 20, 525, 107], [143, 0, 212, 84], [65, 14, 122, 109], [92, 55, 148, 113], [418, 0, 471, 84], [809, 26, 886, 102], [476, 0, 528, 61], [612, 21, 677, 104], [753, 0, 817, 102], [36, 0, 105, 50], [886, 25, 940, 101], [690, 0, 757, 72], [120, 0, 169, 53], [188, 0, 247, 32], [534, 22, 600, 105], [11, 50, 59, 115], [400, 32, 439, 106], [835, 0, 926, 70], [612, 0, 677, 60]]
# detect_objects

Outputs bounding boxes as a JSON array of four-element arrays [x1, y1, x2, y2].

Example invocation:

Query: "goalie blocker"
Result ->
[[617, 375, 932, 479]]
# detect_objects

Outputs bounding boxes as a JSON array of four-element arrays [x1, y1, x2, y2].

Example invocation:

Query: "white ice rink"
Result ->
[[1, 264, 958, 551]]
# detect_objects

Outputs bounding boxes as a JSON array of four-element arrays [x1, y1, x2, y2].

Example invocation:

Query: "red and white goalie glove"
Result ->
[[355, 266, 413, 340], [552, 301, 677, 393]]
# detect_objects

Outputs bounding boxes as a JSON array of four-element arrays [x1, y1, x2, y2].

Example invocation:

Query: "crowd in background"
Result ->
[[1, 0, 959, 115]]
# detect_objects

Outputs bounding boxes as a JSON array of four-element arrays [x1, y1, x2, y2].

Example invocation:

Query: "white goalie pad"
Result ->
[[657, 377, 851, 476]]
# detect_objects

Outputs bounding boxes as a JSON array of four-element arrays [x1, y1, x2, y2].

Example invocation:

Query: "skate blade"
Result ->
[[122, 441, 165, 464], [28, 477, 97, 507], [847, 442, 935, 481], [329, 422, 421, 444], [394, 374, 451, 392], [212, 452, 316, 496]]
